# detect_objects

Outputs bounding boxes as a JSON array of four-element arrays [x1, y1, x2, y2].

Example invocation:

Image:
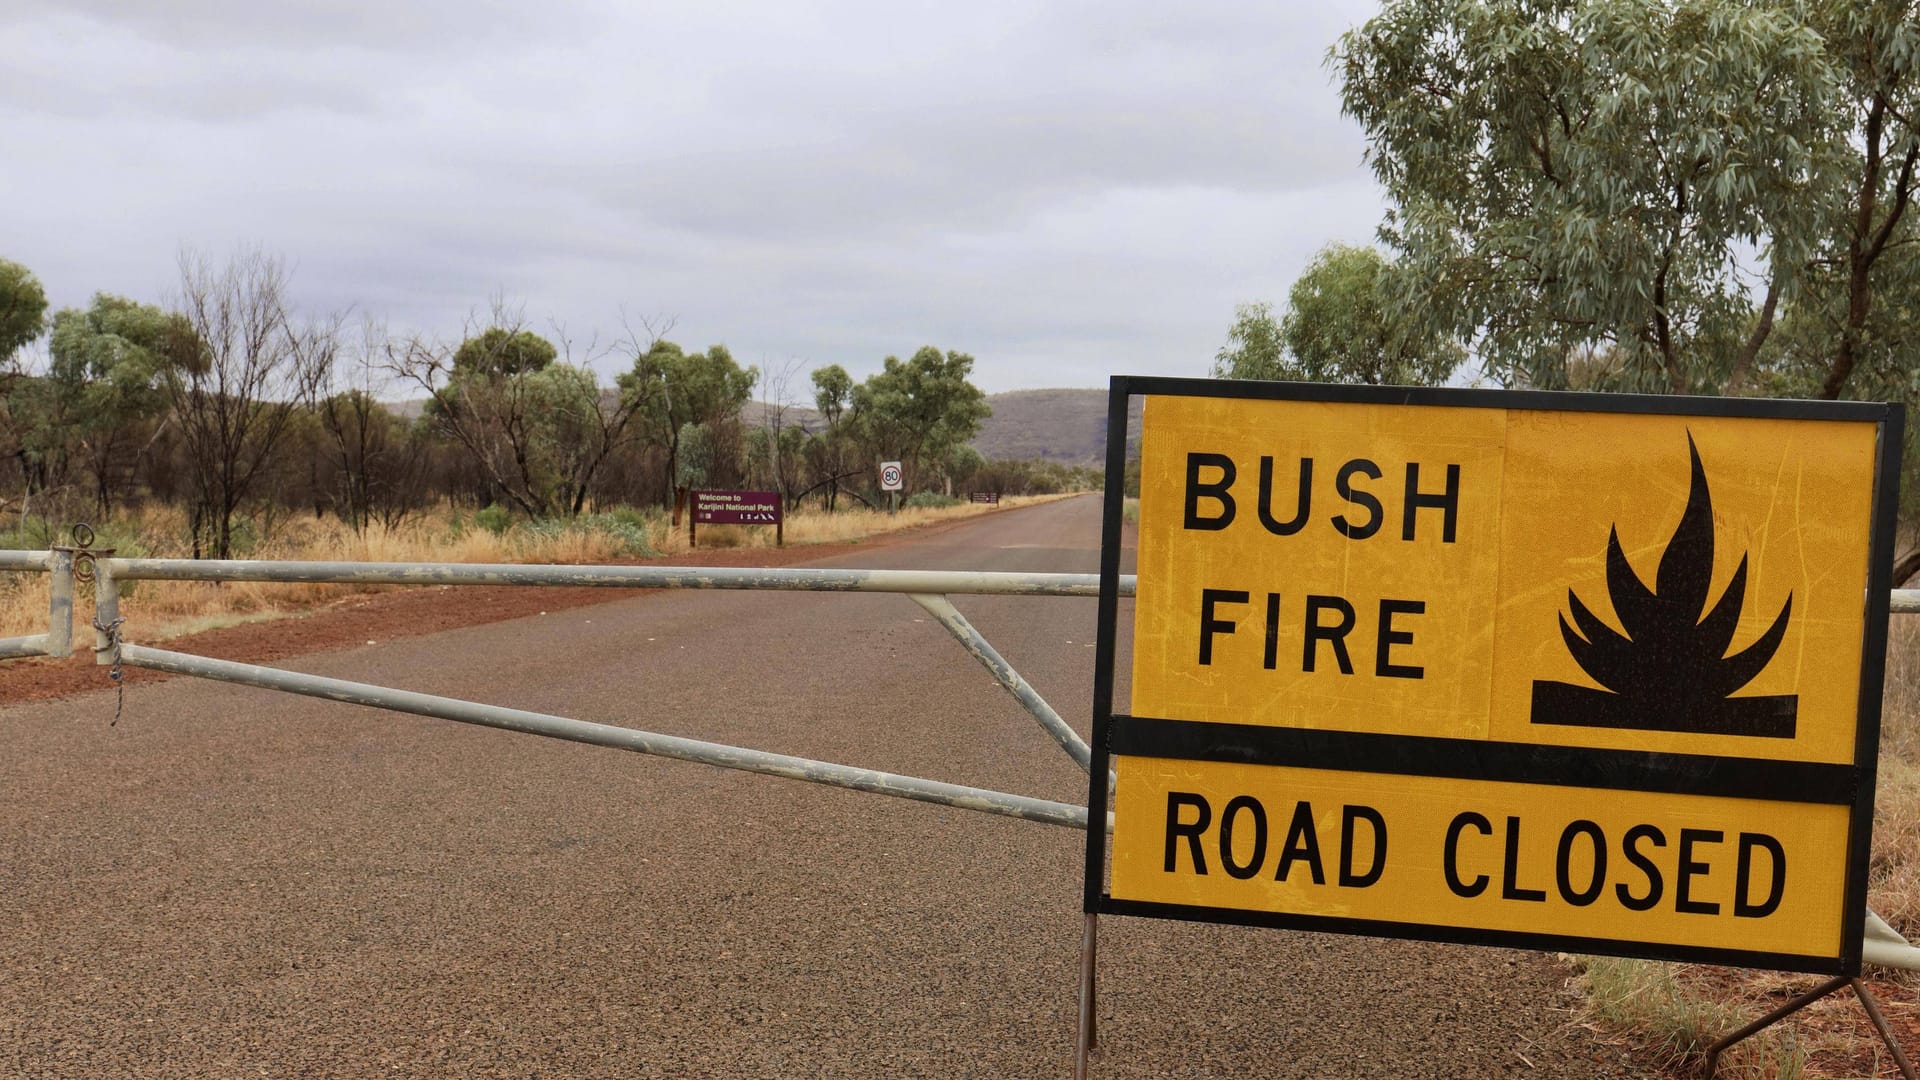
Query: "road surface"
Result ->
[[0, 495, 1648, 1077]]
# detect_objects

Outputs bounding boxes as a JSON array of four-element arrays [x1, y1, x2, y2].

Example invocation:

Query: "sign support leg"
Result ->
[[1075, 912, 1098, 1079], [1853, 979, 1918, 1080], [1705, 976, 1914, 1079]]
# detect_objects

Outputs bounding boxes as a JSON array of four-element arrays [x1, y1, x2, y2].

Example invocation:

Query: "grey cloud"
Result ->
[[3, 0, 552, 52], [3, 0, 1389, 393]]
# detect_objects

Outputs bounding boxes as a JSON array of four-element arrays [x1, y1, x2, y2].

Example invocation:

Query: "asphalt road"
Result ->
[[0, 495, 1650, 1078]]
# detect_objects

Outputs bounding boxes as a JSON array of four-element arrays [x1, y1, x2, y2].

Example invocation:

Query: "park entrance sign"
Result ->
[[1087, 377, 1903, 974], [690, 489, 782, 547]]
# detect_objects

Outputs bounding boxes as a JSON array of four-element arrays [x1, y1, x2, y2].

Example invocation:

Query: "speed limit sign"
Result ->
[[879, 461, 903, 491]]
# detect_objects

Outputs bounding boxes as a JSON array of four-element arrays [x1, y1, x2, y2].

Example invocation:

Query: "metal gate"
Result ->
[[8, 537, 1125, 831]]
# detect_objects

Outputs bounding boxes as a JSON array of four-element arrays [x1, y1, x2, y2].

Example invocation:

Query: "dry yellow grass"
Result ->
[[667, 496, 1068, 552], [0, 573, 51, 639], [1872, 616, 1920, 946], [0, 495, 1071, 642], [1572, 956, 1808, 1078]]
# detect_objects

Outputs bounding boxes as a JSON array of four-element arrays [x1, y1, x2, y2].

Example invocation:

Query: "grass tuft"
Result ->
[[1571, 956, 1807, 1078]]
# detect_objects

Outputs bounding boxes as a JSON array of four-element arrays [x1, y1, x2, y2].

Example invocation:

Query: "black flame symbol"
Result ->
[[1532, 434, 1797, 738]]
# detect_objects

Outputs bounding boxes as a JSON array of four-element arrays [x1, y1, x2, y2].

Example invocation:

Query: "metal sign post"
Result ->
[[880, 461, 903, 515]]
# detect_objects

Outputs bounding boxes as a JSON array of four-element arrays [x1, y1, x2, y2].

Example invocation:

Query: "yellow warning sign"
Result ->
[[1098, 381, 1900, 972]]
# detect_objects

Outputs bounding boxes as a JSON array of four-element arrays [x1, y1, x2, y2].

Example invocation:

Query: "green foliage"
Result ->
[[674, 421, 715, 488], [452, 327, 556, 378], [745, 422, 808, 490], [941, 443, 986, 491], [903, 491, 961, 508], [622, 339, 758, 505], [1212, 301, 1287, 382], [0, 258, 47, 363], [811, 364, 853, 423], [574, 511, 660, 558], [50, 294, 202, 389], [40, 294, 206, 510], [450, 508, 661, 558], [520, 513, 659, 558], [601, 504, 656, 535], [1336, 0, 1920, 395], [427, 352, 625, 518], [967, 457, 1103, 496], [849, 346, 991, 489], [471, 504, 512, 535], [1215, 246, 1463, 386]]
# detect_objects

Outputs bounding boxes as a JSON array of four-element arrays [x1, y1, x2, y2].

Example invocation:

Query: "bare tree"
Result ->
[[317, 316, 427, 532], [166, 248, 334, 559], [756, 355, 808, 507]]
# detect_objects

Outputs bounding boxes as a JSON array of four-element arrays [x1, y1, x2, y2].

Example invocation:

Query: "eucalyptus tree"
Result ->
[[46, 294, 203, 513], [623, 339, 758, 508], [0, 258, 45, 365], [1215, 244, 1464, 385], [848, 346, 991, 492], [1335, 0, 1917, 396], [0, 258, 48, 511], [802, 363, 859, 510]]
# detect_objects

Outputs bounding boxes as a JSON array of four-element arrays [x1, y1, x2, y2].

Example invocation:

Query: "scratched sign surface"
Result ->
[[1091, 380, 1903, 974]]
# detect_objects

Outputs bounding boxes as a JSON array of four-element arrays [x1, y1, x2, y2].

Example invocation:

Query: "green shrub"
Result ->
[[605, 505, 654, 532], [472, 504, 512, 536], [904, 492, 962, 509], [579, 512, 659, 558], [0, 516, 148, 559], [0, 516, 60, 550], [520, 511, 660, 559]]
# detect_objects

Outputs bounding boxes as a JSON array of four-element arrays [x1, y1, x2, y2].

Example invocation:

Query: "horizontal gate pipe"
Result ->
[[0, 549, 56, 659], [910, 592, 1103, 777], [0, 635, 49, 660], [0, 549, 50, 571], [1895, 590, 1920, 614], [116, 644, 1094, 831], [101, 558, 1138, 599]]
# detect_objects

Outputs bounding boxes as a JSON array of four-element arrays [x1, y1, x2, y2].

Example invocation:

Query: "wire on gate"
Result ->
[[90, 614, 125, 726]]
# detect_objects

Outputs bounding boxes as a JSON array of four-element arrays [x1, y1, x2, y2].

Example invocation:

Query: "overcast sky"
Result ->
[[1, 0, 1387, 395]]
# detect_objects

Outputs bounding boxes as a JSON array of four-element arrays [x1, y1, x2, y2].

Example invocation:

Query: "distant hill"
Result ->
[[966, 389, 1142, 466], [743, 388, 1140, 466]]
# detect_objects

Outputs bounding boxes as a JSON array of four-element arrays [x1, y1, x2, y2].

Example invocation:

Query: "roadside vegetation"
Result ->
[[0, 495, 1067, 643], [0, 247, 1108, 644], [0, 249, 1099, 567]]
